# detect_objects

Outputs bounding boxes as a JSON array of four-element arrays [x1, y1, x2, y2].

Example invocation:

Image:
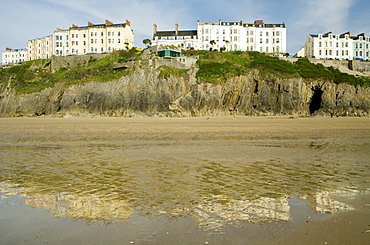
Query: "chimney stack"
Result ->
[[88, 22, 93, 27], [175, 23, 179, 35], [125, 19, 131, 26], [153, 24, 157, 34]]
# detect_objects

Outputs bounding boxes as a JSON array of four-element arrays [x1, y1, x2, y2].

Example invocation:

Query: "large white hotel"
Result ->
[[152, 20, 287, 55], [304, 31, 370, 61], [2, 20, 134, 65]]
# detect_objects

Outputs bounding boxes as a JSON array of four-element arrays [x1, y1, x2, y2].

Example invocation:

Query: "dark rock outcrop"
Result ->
[[1, 66, 369, 117]]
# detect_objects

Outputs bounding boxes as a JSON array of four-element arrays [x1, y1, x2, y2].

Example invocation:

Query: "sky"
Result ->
[[1, 0, 370, 63]]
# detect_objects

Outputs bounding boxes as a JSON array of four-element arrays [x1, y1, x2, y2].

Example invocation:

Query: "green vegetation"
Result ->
[[182, 50, 370, 86], [157, 65, 188, 79], [0, 49, 142, 94], [1, 49, 369, 95]]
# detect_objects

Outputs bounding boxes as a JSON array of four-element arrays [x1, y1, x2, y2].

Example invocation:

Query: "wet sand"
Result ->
[[0, 116, 369, 244]]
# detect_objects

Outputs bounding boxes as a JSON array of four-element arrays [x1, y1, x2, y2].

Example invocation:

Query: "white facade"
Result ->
[[1, 48, 28, 65], [304, 32, 370, 61], [2, 19, 134, 64], [53, 28, 69, 56], [152, 20, 287, 55], [27, 35, 53, 60]]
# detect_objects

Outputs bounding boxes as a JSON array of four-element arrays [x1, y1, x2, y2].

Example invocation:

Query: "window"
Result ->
[[250, 38, 253, 43], [205, 29, 209, 34], [118, 39, 121, 43], [276, 31, 280, 36], [319, 50, 322, 55], [76, 41, 78, 46], [346, 50, 348, 55], [266, 39, 269, 44], [260, 47, 263, 52], [276, 38, 279, 43], [233, 29, 238, 34], [266, 32, 269, 36], [234, 36, 238, 41], [72, 34, 75, 38], [101, 39, 104, 44], [345, 42, 348, 47], [91, 39, 94, 44], [56, 36, 59, 40], [260, 38, 263, 43], [250, 31, 253, 35], [336, 50, 339, 56], [260, 31, 263, 36], [76, 34, 78, 38], [216, 29, 219, 34], [266, 47, 269, 52], [223, 29, 225, 34], [101, 32, 103, 36]]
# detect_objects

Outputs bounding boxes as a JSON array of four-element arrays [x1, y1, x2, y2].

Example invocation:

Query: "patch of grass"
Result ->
[[0, 48, 143, 94], [157, 65, 188, 79]]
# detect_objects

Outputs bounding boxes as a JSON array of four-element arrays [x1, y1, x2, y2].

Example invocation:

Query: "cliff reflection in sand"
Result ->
[[0, 117, 368, 232], [0, 148, 358, 230]]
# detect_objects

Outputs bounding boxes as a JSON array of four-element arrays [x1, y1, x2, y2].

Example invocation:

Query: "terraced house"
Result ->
[[152, 20, 287, 56], [54, 19, 134, 56], [2, 20, 134, 64], [304, 32, 370, 61]]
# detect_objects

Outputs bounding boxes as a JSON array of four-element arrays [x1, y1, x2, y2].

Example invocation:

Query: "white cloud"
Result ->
[[294, 0, 357, 33]]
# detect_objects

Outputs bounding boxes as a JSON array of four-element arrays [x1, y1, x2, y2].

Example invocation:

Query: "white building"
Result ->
[[2, 19, 134, 65], [1, 48, 28, 65], [152, 20, 287, 55], [66, 20, 134, 55], [152, 23, 199, 50], [53, 28, 69, 57], [304, 32, 370, 61], [27, 35, 53, 60]]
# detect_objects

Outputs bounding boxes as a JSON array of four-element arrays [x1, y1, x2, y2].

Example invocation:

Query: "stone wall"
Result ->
[[50, 53, 109, 72]]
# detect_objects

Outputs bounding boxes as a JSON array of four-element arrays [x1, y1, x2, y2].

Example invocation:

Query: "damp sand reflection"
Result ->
[[0, 117, 369, 234]]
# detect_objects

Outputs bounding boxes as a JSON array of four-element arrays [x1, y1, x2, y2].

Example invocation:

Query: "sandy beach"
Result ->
[[0, 116, 369, 244]]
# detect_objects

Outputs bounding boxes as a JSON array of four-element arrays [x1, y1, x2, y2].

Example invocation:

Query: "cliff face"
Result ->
[[1, 65, 369, 117]]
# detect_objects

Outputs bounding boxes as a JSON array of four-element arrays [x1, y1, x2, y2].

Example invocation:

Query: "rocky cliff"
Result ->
[[1, 64, 369, 117]]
